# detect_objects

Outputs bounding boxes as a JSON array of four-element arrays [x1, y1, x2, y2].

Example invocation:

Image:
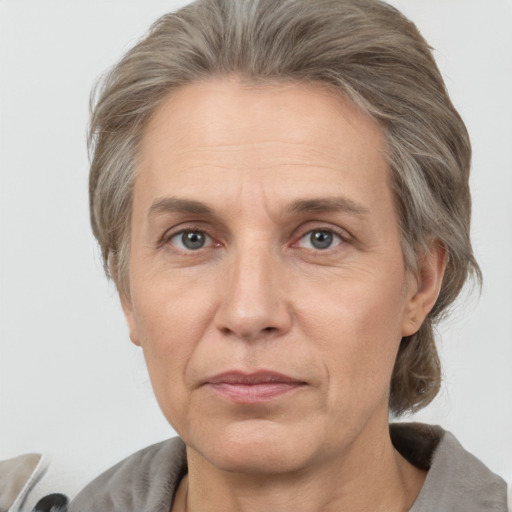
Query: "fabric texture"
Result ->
[[70, 423, 508, 512], [399, 424, 507, 512], [70, 438, 187, 512], [0, 453, 44, 512]]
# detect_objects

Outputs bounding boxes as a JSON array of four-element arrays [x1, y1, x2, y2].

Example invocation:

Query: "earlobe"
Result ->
[[402, 243, 447, 337], [120, 294, 141, 346]]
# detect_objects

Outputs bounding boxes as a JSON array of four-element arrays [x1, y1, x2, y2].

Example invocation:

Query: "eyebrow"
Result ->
[[288, 197, 370, 217], [148, 196, 370, 219], [149, 197, 214, 217]]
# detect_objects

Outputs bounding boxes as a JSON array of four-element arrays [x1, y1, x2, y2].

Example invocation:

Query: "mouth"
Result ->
[[204, 371, 306, 404]]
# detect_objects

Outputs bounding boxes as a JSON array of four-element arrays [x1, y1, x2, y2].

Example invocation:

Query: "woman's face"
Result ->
[[123, 78, 433, 475]]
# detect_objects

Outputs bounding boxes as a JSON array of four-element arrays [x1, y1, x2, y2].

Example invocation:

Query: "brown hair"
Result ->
[[88, 0, 481, 415]]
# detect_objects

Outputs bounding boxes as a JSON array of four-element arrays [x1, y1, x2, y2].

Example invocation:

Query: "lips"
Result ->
[[204, 371, 306, 404]]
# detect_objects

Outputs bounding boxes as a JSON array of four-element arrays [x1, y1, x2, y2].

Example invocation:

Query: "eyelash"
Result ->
[[161, 226, 218, 252], [293, 227, 347, 252], [161, 225, 350, 254]]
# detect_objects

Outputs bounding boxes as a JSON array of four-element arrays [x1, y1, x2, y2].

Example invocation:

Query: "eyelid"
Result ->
[[158, 221, 352, 253], [159, 224, 220, 251], [170, 230, 214, 251], [291, 223, 352, 246], [297, 229, 343, 249]]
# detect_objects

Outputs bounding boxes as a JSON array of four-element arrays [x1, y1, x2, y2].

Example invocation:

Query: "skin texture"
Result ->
[[122, 78, 445, 512]]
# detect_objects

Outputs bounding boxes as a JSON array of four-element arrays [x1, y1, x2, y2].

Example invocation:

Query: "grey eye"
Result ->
[[170, 230, 212, 251], [298, 230, 342, 250], [310, 231, 333, 249]]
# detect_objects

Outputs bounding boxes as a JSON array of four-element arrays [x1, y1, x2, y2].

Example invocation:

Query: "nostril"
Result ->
[[219, 325, 278, 340]]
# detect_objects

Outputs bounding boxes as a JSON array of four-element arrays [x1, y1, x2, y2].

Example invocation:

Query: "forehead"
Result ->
[[136, 77, 391, 216], [140, 77, 385, 159]]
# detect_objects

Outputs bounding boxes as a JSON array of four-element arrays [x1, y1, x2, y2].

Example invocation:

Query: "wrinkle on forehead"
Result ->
[[134, 76, 391, 229], [138, 75, 386, 167]]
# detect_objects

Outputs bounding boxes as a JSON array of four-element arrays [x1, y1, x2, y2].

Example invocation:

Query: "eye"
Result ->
[[169, 230, 213, 251], [297, 229, 343, 250]]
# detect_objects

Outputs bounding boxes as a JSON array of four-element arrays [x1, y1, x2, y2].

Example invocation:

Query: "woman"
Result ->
[[69, 0, 508, 510]]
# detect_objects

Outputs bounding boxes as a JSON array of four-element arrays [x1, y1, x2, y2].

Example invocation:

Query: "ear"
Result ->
[[402, 242, 447, 337], [120, 294, 141, 347]]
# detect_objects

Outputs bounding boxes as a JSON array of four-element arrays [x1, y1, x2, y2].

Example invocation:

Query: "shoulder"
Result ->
[[391, 423, 508, 512], [69, 437, 187, 512]]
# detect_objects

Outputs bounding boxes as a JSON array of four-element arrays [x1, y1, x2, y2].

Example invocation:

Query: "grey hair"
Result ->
[[88, 0, 481, 415]]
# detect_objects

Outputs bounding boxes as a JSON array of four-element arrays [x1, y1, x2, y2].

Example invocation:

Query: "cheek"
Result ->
[[299, 270, 407, 406], [130, 278, 216, 424]]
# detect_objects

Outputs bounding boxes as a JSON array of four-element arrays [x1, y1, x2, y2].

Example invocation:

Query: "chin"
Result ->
[[188, 418, 316, 475]]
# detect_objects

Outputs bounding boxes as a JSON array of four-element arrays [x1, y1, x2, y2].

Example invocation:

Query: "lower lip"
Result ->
[[208, 382, 303, 403]]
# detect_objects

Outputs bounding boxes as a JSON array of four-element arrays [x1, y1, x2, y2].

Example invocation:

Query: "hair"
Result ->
[[88, 0, 481, 415]]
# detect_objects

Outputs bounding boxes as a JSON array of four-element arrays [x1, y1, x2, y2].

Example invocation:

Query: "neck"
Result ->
[[174, 417, 426, 512]]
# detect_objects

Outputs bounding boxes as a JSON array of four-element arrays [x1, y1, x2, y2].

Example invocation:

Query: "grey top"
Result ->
[[70, 423, 507, 512]]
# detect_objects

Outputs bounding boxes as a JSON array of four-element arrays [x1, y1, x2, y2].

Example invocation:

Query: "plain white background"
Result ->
[[1, 0, 511, 501]]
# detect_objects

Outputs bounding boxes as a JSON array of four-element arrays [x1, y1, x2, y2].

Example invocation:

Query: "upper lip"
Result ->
[[205, 371, 304, 385]]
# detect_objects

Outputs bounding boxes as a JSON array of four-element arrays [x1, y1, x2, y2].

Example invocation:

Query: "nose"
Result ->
[[214, 243, 292, 342]]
